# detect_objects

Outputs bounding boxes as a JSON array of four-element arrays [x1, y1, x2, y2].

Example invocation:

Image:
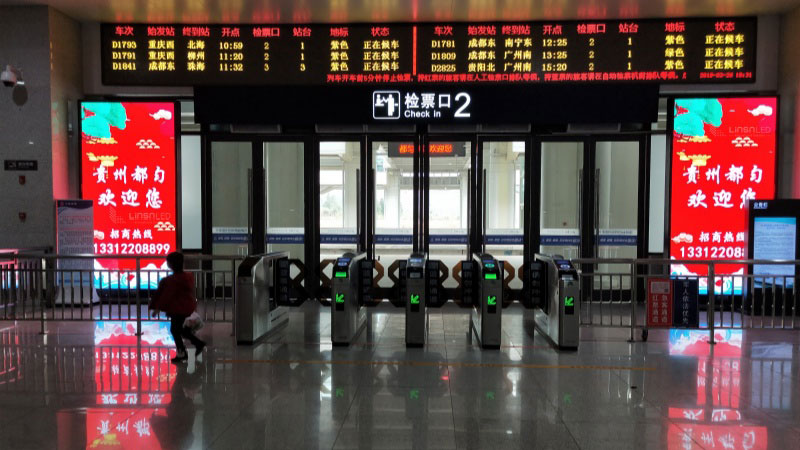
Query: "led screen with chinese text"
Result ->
[[669, 97, 777, 294], [81, 102, 177, 289]]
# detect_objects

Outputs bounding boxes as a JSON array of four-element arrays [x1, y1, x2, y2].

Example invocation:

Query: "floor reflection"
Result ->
[[0, 305, 797, 449]]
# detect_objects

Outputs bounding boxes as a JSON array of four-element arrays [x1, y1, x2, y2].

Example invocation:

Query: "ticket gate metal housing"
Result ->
[[404, 253, 428, 347], [469, 253, 503, 349], [532, 254, 580, 350], [331, 252, 368, 346], [236, 252, 290, 344]]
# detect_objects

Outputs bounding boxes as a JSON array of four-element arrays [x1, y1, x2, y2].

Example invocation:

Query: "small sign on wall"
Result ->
[[4, 160, 38, 171]]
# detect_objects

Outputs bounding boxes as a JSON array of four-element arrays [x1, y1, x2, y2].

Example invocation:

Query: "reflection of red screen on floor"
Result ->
[[80, 102, 177, 288], [669, 97, 777, 293], [86, 409, 166, 449]]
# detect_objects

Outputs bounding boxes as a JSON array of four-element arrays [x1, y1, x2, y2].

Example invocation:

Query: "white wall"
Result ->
[[0, 6, 83, 250], [181, 135, 202, 249]]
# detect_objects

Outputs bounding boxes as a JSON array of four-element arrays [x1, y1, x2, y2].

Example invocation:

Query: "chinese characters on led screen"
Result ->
[[669, 97, 777, 294], [102, 19, 756, 86], [81, 102, 177, 288]]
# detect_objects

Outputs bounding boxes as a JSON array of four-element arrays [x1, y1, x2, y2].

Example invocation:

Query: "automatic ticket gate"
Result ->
[[468, 253, 503, 349], [236, 252, 290, 344], [531, 254, 580, 350], [403, 253, 428, 347], [331, 252, 368, 346]]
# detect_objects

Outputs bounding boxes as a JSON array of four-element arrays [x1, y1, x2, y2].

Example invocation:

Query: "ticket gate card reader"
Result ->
[[469, 253, 503, 349], [331, 252, 368, 346], [405, 253, 428, 347], [532, 255, 580, 350]]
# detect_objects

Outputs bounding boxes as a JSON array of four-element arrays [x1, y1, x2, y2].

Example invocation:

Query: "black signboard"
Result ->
[[672, 278, 700, 328], [102, 18, 757, 86], [195, 83, 659, 125], [4, 160, 38, 171]]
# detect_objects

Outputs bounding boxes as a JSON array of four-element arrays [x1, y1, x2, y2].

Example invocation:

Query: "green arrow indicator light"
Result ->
[[487, 295, 497, 306], [410, 294, 420, 305], [335, 293, 345, 303], [564, 296, 574, 307], [410, 389, 419, 400]]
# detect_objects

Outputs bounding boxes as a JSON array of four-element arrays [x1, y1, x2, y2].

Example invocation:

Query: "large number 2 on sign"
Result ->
[[454, 93, 471, 118]]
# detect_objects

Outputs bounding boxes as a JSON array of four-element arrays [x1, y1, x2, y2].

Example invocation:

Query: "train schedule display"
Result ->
[[102, 18, 756, 86]]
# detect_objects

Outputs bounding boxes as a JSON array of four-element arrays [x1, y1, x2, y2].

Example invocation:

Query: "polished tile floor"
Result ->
[[0, 302, 798, 449]]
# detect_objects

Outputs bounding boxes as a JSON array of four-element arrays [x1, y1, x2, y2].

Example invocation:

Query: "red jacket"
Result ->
[[150, 272, 197, 316]]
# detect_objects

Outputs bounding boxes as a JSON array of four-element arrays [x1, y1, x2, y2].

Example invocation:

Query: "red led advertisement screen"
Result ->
[[81, 102, 177, 289], [669, 97, 777, 294]]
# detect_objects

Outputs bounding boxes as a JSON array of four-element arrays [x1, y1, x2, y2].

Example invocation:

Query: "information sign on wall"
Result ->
[[80, 102, 177, 289], [669, 97, 777, 294]]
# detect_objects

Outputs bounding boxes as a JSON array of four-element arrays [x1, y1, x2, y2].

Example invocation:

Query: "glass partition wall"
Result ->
[[202, 133, 646, 304]]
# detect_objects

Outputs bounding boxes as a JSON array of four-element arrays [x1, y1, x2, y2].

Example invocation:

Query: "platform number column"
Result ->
[[618, 22, 639, 71], [294, 26, 312, 72]]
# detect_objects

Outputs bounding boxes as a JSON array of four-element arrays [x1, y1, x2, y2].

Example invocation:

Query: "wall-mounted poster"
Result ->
[[669, 97, 777, 294], [80, 102, 177, 289]]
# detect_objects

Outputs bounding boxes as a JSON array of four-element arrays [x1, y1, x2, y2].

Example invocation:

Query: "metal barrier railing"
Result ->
[[0, 253, 248, 333], [573, 258, 799, 342]]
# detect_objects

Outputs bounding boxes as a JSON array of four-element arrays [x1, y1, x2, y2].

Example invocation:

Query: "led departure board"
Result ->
[[102, 18, 756, 86]]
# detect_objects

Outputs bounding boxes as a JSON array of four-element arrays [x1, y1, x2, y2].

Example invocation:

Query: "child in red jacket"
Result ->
[[150, 252, 206, 363]]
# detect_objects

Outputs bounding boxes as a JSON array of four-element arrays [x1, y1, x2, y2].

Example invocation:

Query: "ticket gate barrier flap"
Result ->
[[525, 261, 545, 309], [405, 253, 428, 347], [425, 260, 449, 308], [532, 255, 580, 350], [331, 252, 368, 346], [469, 253, 503, 349], [236, 252, 290, 345], [359, 259, 375, 306], [392, 260, 409, 309], [460, 260, 476, 308]]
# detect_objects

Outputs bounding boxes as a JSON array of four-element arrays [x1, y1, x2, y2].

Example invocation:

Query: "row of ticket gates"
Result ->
[[236, 252, 581, 350]]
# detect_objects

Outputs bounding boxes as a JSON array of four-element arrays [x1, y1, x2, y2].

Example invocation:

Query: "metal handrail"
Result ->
[[573, 257, 800, 265], [0, 253, 248, 261]]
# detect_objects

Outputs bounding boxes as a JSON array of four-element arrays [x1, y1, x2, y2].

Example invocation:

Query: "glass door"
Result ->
[[371, 139, 416, 293], [424, 138, 472, 290], [264, 141, 306, 293], [593, 139, 642, 289], [318, 140, 362, 293], [482, 139, 526, 291], [210, 141, 253, 260], [539, 141, 584, 259]]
